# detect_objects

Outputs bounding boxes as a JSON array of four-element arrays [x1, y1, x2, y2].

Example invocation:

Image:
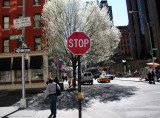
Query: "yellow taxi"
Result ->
[[97, 74, 112, 83]]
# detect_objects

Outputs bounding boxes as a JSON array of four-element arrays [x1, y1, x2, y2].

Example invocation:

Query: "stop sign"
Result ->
[[67, 32, 90, 55]]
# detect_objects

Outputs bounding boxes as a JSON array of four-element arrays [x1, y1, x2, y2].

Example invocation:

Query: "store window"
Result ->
[[3, 16, 10, 29], [0, 71, 11, 82], [14, 70, 28, 81], [34, 0, 41, 5], [34, 36, 42, 51], [31, 69, 43, 80], [30, 56, 43, 69], [3, 0, 10, 7], [30, 56, 43, 80], [0, 58, 11, 82], [12, 57, 28, 81], [3, 38, 9, 53], [34, 14, 41, 27]]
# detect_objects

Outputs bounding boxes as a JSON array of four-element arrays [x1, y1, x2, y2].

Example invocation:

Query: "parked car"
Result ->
[[97, 74, 112, 83], [81, 72, 93, 85]]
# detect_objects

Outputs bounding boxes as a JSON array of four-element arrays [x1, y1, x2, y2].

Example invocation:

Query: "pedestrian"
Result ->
[[151, 71, 155, 84], [65, 76, 67, 82], [68, 75, 71, 88], [62, 75, 65, 82], [148, 71, 152, 84], [45, 78, 60, 118], [156, 69, 159, 82], [46, 78, 50, 85], [137, 71, 142, 81], [54, 77, 59, 85]]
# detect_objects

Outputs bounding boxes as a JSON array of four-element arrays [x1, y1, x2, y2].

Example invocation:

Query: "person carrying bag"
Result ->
[[44, 78, 60, 118]]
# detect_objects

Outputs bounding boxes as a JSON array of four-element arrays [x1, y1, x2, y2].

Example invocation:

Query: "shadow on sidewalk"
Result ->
[[0, 84, 138, 111], [26, 84, 137, 111], [1, 108, 22, 118]]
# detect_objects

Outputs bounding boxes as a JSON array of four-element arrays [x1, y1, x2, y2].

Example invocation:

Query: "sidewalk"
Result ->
[[0, 104, 121, 118], [0, 106, 78, 118], [0, 80, 120, 118], [1, 78, 160, 118]]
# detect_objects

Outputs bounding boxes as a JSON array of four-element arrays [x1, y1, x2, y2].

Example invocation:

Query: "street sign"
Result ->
[[15, 48, 30, 53], [67, 32, 90, 55], [10, 35, 21, 40], [13, 17, 31, 29], [152, 48, 158, 51]]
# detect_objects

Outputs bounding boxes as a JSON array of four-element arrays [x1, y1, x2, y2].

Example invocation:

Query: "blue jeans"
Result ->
[[49, 94, 57, 116]]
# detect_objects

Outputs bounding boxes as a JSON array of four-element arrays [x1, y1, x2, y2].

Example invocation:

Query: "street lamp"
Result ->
[[129, 11, 156, 83]]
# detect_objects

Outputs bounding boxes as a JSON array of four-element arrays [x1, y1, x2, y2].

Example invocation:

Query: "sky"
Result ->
[[85, 0, 129, 26]]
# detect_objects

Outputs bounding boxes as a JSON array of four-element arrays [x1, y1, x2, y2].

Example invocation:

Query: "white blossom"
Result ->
[[42, 0, 121, 65]]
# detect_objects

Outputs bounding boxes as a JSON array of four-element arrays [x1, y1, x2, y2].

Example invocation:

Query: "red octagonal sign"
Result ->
[[67, 32, 90, 55]]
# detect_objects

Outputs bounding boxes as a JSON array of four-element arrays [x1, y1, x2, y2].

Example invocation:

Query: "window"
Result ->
[[3, 16, 10, 29], [0, 58, 11, 82], [32, 69, 43, 80], [0, 71, 11, 82], [18, 14, 23, 19], [34, 14, 41, 27], [17, 0, 22, 6], [34, 36, 42, 50], [15, 70, 28, 81], [34, 0, 41, 5], [3, 38, 9, 53], [30, 56, 43, 69], [3, 0, 10, 7]]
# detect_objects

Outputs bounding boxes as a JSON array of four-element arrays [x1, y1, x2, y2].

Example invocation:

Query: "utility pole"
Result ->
[[20, 0, 27, 108]]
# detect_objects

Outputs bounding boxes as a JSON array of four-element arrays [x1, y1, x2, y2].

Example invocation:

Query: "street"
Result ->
[[0, 77, 160, 118]]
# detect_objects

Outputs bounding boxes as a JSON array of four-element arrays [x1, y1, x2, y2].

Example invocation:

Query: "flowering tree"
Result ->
[[42, 0, 121, 85]]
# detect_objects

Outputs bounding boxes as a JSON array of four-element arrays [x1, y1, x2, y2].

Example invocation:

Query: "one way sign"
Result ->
[[15, 48, 30, 53]]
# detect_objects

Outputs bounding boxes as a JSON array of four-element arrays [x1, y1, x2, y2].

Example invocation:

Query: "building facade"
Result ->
[[99, 0, 113, 21], [126, 0, 160, 63], [0, 0, 49, 90], [113, 26, 131, 62]]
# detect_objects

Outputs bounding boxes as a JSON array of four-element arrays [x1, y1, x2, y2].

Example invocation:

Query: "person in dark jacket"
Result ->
[[148, 71, 152, 84], [151, 71, 155, 84], [156, 69, 159, 82], [54, 77, 59, 85]]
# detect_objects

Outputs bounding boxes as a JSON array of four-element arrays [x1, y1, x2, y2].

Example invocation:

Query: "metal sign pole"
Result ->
[[78, 55, 82, 118], [20, 0, 27, 108]]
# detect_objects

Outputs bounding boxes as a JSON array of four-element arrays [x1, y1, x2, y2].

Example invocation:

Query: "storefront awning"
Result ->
[[12, 57, 28, 70], [30, 56, 43, 69], [0, 58, 11, 71]]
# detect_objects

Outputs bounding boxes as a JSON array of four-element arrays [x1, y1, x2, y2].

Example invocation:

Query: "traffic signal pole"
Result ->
[[78, 55, 82, 118]]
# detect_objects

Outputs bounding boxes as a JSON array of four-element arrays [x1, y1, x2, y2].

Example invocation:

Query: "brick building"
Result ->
[[113, 26, 131, 62], [0, 0, 49, 90]]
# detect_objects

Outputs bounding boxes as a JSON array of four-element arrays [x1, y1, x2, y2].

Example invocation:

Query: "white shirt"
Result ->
[[45, 82, 60, 98]]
